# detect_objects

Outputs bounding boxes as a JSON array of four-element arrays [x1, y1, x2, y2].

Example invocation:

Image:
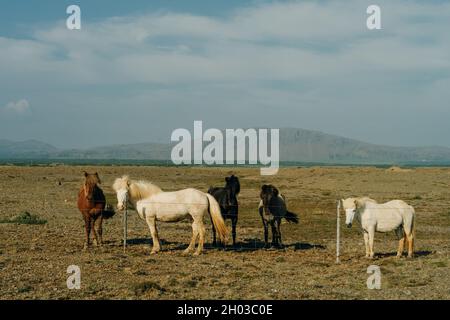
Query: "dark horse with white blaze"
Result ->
[[77, 172, 115, 249], [208, 175, 240, 246], [258, 184, 299, 248]]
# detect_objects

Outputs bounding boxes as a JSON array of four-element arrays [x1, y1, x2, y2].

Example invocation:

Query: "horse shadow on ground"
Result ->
[[121, 238, 180, 247], [375, 250, 433, 259], [120, 237, 325, 253], [205, 238, 326, 252]]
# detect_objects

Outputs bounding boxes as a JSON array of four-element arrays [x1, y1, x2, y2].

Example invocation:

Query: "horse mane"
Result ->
[[130, 180, 163, 200], [113, 175, 163, 201], [84, 172, 100, 185]]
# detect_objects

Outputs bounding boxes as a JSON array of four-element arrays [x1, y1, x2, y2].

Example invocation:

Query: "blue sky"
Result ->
[[0, 0, 251, 37], [1, 0, 449, 149]]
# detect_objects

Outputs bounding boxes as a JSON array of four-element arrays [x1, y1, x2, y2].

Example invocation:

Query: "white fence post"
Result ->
[[336, 199, 341, 264], [123, 194, 128, 253]]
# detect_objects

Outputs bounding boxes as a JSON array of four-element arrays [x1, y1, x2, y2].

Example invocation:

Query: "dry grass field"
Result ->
[[0, 165, 449, 300]]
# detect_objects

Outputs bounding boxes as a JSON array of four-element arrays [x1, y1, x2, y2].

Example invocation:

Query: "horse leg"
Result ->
[[397, 237, 405, 258], [263, 221, 269, 248], [404, 221, 415, 258], [184, 221, 199, 255], [91, 217, 99, 247], [395, 227, 405, 258], [231, 217, 238, 247], [363, 231, 370, 258], [259, 207, 269, 248], [406, 232, 414, 258], [194, 220, 206, 256], [94, 216, 103, 246], [270, 222, 277, 247], [147, 217, 161, 254], [368, 227, 375, 259], [83, 214, 91, 250], [275, 218, 282, 248]]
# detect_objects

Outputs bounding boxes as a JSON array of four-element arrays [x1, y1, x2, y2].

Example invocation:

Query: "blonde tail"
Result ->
[[206, 193, 228, 243]]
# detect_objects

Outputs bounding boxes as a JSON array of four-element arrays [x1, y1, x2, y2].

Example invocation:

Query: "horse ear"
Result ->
[[84, 171, 88, 177], [272, 187, 279, 196], [225, 177, 230, 182], [95, 172, 101, 184]]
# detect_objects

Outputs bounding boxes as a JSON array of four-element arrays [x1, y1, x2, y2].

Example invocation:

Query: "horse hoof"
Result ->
[[182, 250, 192, 256], [193, 252, 202, 256], [150, 250, 159, 255]]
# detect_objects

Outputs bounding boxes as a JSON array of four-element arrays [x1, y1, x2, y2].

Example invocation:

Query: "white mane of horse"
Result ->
[[341, 196, 377, 210], [113, 175, 163, 200]]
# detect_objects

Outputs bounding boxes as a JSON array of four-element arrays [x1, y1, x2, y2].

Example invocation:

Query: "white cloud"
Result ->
[[0, 0, 446, 86], [0, 0, 449, 147], [4, 99, 31, 114]]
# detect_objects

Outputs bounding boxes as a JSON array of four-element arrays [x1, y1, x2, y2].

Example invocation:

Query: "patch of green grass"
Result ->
[[17, 285, 33, 293], [87, 283, 102, 294], [133, 281, 166, 295], [0, 211, 47, 225], [184, 280, 198, 288], [431, 260, 448, 268]]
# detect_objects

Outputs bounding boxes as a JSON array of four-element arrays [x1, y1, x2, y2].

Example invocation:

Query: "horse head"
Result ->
[[342, 197, 371, 228], [341, 198, 356, 228], [83, 172, 100, 202], [225, 175, 240, 196], [112, 175, 130, 211], [223, 175, 240, 215], [260, 184, 279, 216]]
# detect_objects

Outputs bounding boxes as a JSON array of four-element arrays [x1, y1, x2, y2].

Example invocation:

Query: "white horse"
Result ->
[[341, 197, 416, 258], [112, 176, 227, 255]]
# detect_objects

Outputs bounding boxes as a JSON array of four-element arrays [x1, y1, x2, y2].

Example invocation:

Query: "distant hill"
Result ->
[[0, 139, 58, 159], [278, 128, 450, 164], [2, 128, 450, 165], [54, 142, 171, 160]]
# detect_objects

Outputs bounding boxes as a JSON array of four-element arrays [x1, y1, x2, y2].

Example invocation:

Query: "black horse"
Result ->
[[259, 184, 299, 248], [208, 175, 240, 247]]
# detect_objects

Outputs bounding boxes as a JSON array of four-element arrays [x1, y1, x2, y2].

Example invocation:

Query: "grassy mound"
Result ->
[[0, 211, 47, 225]]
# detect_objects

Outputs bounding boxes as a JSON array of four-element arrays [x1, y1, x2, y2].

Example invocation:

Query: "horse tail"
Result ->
[[206, 193, 228, 243], [284, 211, 299, 224], [101, 204, 116, 219]]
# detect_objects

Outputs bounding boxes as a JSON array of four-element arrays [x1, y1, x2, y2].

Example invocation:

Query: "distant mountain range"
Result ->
[[2, 128, 450, 165]]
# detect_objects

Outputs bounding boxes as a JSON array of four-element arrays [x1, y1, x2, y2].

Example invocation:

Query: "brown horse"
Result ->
[[77, 172, 115, 249]]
